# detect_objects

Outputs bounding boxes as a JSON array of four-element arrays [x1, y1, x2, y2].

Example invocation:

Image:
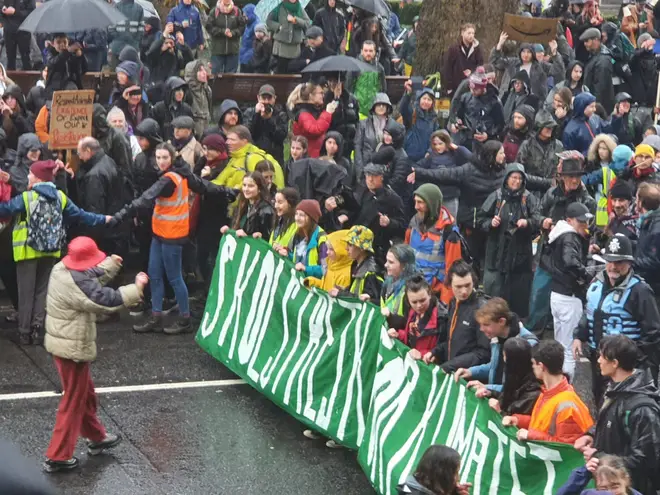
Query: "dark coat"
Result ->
[[1, 84, 34, 151], [516, 109, 564, 178], [235, 199, 275, 239], [1, 0, 34, 32], [146, 37, 194, 85], [373, 120, 411, 198], [442, 39, 484, 95], [562, 93, 609, 155], [75, 149, 127, 244], [547, 220, 590, 298], [497, 373, 541, 416], [490, 44, 565, 101], [478, 164, 544, 317], [319, 131, 356, 189], [245, 37, 273, 73], [312, 3, 345, 53], [132, 118, 163, 222], [325, 88, 359, 157], [634, 207, 660, 294], [415, 145, 472, 201], [151, 77, 194, 141], [591, 369, 660, 495], [243, 103, 288, 166], [400, 88, 439, 163], [583, 46, 616, 114], [91, 104, 133, 183], [25, 83, 46, 116], [113, 98, 152, 137], [193, 156, 232, 245], [45, 46, 87, 98], [630, 47, 658, 107], [452, 83, 505, 150], [108, 0, 144, 55], [341, 184, 406, 264], [354, 112, 395, 177], [206, 4, 246, 56], [430, 290, 490, 372], [611, 112, 643, 149], [288, 42, 334, 73], [140, 17, 161, 69]]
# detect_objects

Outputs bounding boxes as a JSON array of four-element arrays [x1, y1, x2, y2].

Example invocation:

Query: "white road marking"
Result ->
[[0, 378, 247, 401]]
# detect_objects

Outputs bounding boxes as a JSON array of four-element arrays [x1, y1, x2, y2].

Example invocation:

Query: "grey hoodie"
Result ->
[[396, 475, 435, 495]]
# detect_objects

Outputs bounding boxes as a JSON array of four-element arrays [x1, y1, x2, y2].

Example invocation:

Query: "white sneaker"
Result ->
[[325, 439, 344, 449], [303, 429, 321, 440]]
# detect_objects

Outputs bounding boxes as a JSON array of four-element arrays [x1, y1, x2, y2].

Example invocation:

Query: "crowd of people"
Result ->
[[1, 0, 660, 491]]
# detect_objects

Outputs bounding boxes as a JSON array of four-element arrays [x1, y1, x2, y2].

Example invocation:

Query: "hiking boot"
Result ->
[[303, 429, 322, 440], [162, 298, 178, 315], [96, 313, 120, 324], [325, 440, 344, 449], [164, 316, 192, 335], [18, 333, 31, 346], [43, 457, 79, 473], [133, 315, 164, 333], [87, 433, 122, 456]]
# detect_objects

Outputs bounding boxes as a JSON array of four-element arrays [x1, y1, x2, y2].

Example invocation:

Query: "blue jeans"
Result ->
[[211, 54, 239, 75], [526, 266, 552, 335], [148, 238, 190, 317]]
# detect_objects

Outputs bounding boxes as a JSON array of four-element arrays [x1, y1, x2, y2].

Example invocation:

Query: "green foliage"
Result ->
[[387, 1, 421, 26]]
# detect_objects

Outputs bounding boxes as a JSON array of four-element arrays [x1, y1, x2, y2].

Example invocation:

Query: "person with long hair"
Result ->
[[288, 82, 337, 158], [270, 187, 299, 250], [255, 159, 277, 199], [354, 92, 395, 178], [396, 445, 470, 495], [283, 135, 308, 180], [488, 337, 541, 416], [221, 171, 275, 240], [287, 199, 327, 278], [113, 142, 237, 335], [381, 244, 418, 328]]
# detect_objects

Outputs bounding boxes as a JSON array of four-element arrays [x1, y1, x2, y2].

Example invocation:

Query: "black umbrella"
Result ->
[[301, 55, 378, 74], [343, 0, 389, 17], [20, 0, 127, 33]]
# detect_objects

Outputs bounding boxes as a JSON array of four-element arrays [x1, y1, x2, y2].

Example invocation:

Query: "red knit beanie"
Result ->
[[296, 199, 322, 224], [30, 160, 57, 182]]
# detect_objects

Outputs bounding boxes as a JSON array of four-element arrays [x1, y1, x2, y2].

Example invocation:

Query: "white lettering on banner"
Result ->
[[508, 440, 527, 495], [315, 299, 363, 430], [446, 386, 468, 451], [200, 235, 237, 338], [529, 443, 563, 495], [367, 358, 406, 474], [260, 273, 299, 390], [388, 367, 450, 494], [244, 253, 285, 382], [281, 292, 314, 404], [303, 295, 335, 420], [461, 427, 489, 495], [228, 247, 261, 359], [375, 358, 420, 494], [487, 421, 509, 495], [217, 245, 259, 351], [339, 306, 376, 443]]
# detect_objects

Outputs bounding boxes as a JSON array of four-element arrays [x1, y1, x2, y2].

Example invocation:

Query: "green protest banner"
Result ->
[[359, 335, 587, 495], [195, 233, 383, 449], [197, 234, 585, 494]]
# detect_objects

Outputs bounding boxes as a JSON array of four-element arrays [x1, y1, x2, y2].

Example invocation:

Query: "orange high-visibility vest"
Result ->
[[529, 390, 593, 436], [152, 171, 190, 239]]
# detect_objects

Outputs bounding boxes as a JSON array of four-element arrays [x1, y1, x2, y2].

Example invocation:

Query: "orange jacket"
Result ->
[[152, 172, 190, 240], [35, 105, 50, 143], [405, 207, 462, 305], [513, 377, 593, 444]]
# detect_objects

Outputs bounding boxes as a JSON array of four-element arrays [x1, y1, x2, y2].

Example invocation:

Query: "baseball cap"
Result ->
[[258, 84, 276, 97], [566, 202, 594, 222]]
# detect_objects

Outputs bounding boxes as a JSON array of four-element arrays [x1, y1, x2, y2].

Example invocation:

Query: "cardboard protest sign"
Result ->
[[49, 90, 95, 149], [503, 13, 559, 44]]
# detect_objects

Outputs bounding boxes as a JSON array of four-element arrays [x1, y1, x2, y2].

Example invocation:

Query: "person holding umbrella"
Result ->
[[267, 0, 311, 74]]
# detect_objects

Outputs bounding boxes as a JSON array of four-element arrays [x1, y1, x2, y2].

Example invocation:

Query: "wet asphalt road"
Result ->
[[0, 307, 376, 495], [0, 305, 596, 495]]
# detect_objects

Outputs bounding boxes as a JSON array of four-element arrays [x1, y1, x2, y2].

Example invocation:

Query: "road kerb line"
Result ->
[[0, 378, 247, 401]]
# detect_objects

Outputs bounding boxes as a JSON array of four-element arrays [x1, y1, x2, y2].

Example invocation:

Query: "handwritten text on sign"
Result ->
[[49, 90, 95, 149]]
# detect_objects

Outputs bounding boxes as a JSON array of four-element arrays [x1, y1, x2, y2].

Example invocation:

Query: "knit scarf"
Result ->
[[271, 0, 303, 19]]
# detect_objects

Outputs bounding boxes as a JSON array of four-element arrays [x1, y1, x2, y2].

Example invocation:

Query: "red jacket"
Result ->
[[513, 377, 594, 444], [396, 300, 444, 355], [292, 109, 332, 158]]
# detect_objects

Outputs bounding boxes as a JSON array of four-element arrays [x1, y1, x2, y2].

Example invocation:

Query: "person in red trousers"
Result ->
[[42, 236, 148, 473], [387, 274, 448, 360]]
